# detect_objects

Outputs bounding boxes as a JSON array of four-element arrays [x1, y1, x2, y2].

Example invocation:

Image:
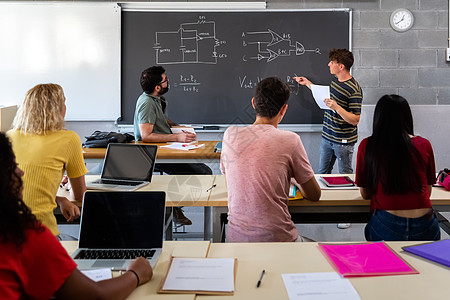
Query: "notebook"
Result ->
[[402, 239, 450, 268], [72, 191, 165, 270], [319, 176, 355, 187], [86, 143, 157, 191], [319, 242, 419, 277]]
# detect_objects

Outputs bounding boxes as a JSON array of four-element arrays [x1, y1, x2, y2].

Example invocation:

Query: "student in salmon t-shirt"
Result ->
[[0, 133, 153, 300], [220, 77, 321, 242], [355, 94, 440, 241]]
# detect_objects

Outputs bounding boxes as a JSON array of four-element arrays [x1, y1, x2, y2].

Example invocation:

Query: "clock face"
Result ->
[[391, 9, 414, 32]]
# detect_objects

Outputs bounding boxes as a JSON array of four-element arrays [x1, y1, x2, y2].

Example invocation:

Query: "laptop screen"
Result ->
[[102, 144, 157, 181], [79, 191, 165, 249]]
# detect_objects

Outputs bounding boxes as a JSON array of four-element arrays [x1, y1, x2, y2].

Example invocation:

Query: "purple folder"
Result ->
[[403, 239, 450, 268]]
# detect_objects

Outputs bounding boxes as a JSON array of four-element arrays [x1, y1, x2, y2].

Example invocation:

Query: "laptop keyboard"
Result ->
[[74, 249, 156, 259], [98, 179, 143, 186]]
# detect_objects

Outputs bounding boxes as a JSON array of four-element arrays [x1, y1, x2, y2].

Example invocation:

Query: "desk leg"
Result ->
[[165, 207, 173, 241], [435, 210, 450, 236], [204, 207, 212, 241], [212, 206, 228, 242]]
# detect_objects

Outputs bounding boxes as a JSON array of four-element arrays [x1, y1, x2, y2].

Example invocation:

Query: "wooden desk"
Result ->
[[61, 241, 210, 300], [209, 175, 450, 242], [197, 241, 450, 300], [63, 240, 449, 299], [61, 174, 450, 242], [83, 140, 221, 164], [65, 175, 216, 240]]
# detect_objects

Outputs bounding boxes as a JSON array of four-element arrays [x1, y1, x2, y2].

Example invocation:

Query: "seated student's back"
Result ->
[[222, 125, 314, 242], [355, 94, 440, 241], [221, 77, 320, 243]]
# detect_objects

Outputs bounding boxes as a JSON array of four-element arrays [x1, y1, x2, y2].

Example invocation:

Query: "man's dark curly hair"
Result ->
[[0, 132, 40, 247], [328, 48, 354, 71], [253, 77, 291, 119], [140, 66, 165, 94]]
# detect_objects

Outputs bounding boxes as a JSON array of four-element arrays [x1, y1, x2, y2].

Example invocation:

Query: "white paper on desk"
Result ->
[[81, 268, 112, 282], [170, 127, 196, 135], [160, 143, 205, 151], [311, 85, 330, 110], [282, 272, 360, 300], [162, 258, 235, 292]]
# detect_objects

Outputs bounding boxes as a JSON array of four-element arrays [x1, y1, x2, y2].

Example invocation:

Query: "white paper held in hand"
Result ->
[[310, 85, 330, 110]]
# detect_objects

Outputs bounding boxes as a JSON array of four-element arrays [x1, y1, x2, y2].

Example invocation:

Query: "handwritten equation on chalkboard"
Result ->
[[152, 16, 320, 95], [121, 10, 350, 125], [153, 16, 321, 65], [154, 16, 228, 65]]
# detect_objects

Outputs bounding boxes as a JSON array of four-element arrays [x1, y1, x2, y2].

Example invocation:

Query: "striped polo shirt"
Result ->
[[322, 77, 363, 144]]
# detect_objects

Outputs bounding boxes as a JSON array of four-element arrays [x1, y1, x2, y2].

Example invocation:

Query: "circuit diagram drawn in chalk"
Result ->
[[242, 29, 321, 62], [153, 17, 227, 65]]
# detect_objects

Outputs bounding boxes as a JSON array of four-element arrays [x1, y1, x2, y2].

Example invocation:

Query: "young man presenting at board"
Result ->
[[295, 49, 362, 229], [294, 48, 363, 175], [133, 66, 212, 226], [220, 77, 321, 242]]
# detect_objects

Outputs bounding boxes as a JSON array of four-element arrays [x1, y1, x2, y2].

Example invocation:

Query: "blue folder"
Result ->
[[403, 239, 450, 268]]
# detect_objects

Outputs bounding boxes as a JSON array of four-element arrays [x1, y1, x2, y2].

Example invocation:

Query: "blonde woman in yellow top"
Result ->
[[8, 84, 87, 237]]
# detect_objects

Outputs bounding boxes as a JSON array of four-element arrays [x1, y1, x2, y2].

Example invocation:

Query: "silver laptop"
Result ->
[[86, 143, 157, 191], [72, 191, 165, 270]]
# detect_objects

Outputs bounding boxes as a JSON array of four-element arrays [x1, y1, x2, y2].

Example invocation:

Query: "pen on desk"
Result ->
[[256, 269, 265, 288], [206, 184, 216, 192]]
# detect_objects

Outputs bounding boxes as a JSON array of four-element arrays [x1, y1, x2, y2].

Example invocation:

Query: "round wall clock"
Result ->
[[390, 8, 414, 32]]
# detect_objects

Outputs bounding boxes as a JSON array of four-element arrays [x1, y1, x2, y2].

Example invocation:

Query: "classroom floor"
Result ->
[[58, 208, 450, 242]]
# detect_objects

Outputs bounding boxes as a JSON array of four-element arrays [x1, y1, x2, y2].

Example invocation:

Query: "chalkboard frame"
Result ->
[[120, 8, 352, 127]]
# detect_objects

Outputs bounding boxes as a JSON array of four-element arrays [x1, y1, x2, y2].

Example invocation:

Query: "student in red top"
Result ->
[[355, 94, 440, 241], [0, 132, 153, 300]]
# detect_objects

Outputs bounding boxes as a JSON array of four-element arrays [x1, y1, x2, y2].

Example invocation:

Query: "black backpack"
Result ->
[[83, 131, 135, 148]]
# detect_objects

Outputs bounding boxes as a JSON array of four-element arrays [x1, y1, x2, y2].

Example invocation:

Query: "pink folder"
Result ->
[[319, 242, 419, 277]]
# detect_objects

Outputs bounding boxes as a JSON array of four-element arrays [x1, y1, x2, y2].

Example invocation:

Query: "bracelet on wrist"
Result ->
[[127, 269, 140, 287]]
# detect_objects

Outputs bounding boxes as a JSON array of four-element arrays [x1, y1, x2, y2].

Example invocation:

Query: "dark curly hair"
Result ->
[[140, 66, 165, 94], [328, 48, 354, 71], [253, 77, 291, 119], [0, 132, 40, 247]]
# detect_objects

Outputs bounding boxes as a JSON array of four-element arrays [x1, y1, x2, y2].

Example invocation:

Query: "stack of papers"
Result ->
[[319, 242, 419, 277], [160, 143, 205, 151], [158, 257, 236, 295]]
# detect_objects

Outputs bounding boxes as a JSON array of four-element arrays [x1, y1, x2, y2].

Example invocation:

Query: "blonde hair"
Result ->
[[13, 84, 65, 134]]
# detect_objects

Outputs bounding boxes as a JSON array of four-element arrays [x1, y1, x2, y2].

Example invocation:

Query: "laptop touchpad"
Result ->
[[93, 260, 125, 268]]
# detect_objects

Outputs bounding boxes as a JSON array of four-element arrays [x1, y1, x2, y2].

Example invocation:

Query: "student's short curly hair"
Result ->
[[329, 48, 354, 71], [0, 133, 40, 247], [140, 66, 165, 94], [13, 84, 65, 134], [253, 77, 291, 119]]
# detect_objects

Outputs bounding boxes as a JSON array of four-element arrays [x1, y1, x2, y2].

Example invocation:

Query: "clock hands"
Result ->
[[395, 14, 405, 25]]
